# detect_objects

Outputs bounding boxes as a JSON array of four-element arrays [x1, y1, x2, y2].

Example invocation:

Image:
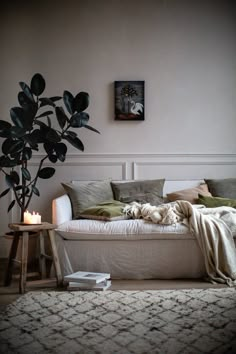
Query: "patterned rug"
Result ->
[[0, 288, 236, 354]]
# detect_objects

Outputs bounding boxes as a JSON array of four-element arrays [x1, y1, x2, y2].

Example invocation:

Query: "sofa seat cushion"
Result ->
[[56, 219, 196, 241]]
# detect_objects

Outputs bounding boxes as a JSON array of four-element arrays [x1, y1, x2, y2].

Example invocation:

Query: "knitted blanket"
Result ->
[[124, 201, 236, 286]]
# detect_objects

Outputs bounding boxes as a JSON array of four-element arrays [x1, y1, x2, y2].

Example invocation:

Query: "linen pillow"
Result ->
[[197, 194, 236, 208], [205, 178, 236, 199], [111, 179, 165, 205], [166, 184, 212, 204], [62, 180, 114, 218], [79, 200, 129, 221]]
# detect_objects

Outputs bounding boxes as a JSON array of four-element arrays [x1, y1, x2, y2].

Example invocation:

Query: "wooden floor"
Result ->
[[0, 258, 226, 312]]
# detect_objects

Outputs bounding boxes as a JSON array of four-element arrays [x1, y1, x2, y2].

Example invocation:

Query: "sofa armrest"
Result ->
[[52, 194, 72, 225]]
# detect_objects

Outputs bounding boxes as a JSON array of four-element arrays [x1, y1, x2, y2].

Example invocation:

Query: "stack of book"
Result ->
[[64, 271, 111, 291]]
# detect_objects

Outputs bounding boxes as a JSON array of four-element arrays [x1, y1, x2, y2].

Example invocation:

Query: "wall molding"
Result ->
[[30, 153, 236, 161]]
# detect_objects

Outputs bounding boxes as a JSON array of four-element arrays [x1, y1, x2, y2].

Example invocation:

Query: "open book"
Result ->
[[64, 271, 110, 284]]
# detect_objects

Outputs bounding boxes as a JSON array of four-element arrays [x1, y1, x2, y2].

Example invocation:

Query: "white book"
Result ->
[[64, 271, 110, 284], [67, 280, 111, 291]]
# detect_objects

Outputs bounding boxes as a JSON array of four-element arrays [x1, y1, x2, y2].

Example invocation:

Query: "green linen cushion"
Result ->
[[62, 180, 114, 219], [197, 194, 236, 208], [79, 200, 129, 221], [111, 179, 165, 206], [205, 178, 236, 199]]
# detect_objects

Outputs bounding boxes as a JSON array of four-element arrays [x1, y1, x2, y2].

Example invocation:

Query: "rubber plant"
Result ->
[[0, 73, 99, 221]]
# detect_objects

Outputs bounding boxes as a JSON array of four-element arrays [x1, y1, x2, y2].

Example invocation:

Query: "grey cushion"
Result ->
[[205, 178, 236, 199], [111, 179, 165, 205], [62, 180, 114, 218]]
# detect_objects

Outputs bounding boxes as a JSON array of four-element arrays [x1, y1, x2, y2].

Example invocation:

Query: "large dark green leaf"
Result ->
[[22, 134, 38, 149], [18, 91, 32, 107], [70, 112, 89, 128], [38, 167, 55, 179], [39, 97, 56, 108], [64, 130, 77, 138], [10, 126, 27, 138], [55, 142, 67, 162], [10, 171, 20, 185], [10, 107, 32, 130], [10, 107, 25, 128], [84, 124, 100, 134], [0, 188, 10, 198], [30, 73, 46, 96], [43, 141, 54, 155], [30, 129, 44, 143], [5, 174, 15, 188], [0, 129, 11, 138], [36, 110, 53, 118], [64, 135, 84, 151], [32, 185, 40, 196], [73, 92, 89, 113], [19, 82, 34, 102], [2, 138, 13, 155], [55, 106, 68, 129], [22, 147, 32, 160], [0, 156, 17, 168], [21, 167, 31, 180], [63, 91, 74, 115], [46, 129, 61, 143], [50, 96, 62, 102], [8, 200, 16, 212], [8, 140, 24, 155], [0, 120, 11, 130]]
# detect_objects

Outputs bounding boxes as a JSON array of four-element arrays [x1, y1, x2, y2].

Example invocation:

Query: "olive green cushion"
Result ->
[[62, 180, 114, 218], [111, 179, 165, 206], [205, 178, 236, 199], [197, 194, 236, 208], [79, 200, 129, 221]]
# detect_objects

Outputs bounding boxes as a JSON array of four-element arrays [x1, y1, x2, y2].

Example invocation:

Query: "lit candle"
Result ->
[[31, 211, 38, 224], [24, 210, 32, 224], [36, 212, 41, 224]]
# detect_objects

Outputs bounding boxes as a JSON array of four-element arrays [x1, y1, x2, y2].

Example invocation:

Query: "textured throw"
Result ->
[[0, 289, 236, 354], [124, 201, 236, 286]]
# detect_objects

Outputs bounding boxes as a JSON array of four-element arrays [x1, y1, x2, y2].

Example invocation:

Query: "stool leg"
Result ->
[[48, 230, 63, 286], [4, 232, 20, 286], [20, 231, 29, 294], [39, 231, 47, 279]]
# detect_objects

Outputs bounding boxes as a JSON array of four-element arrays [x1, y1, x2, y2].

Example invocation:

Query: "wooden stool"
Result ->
[[4, 222, 63, 294]]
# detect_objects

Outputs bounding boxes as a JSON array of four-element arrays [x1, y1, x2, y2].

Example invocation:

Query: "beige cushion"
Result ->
[[166, 184, 212, 204]]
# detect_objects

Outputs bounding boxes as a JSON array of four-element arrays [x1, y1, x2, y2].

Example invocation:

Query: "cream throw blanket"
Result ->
[[124, 201, 236, 286]]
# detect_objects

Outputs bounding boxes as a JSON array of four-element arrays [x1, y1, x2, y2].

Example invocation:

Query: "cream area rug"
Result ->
[[0, 289, 236, 354]]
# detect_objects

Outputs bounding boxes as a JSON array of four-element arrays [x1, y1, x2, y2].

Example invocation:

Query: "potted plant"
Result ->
[[0, 73, 99, 222]]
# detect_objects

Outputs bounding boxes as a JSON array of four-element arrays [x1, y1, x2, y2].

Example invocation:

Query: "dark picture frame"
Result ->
[[114, 81, 145, 121]]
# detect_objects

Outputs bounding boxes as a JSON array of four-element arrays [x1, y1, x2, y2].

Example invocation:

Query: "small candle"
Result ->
[[31, 211, 38, 224], [36, 212, 41, 224], [24, 210, 32, 224]]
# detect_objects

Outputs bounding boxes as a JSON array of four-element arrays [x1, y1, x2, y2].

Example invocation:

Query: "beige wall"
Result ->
[[1, 0, 236, 153], [0, 0, 236, 256]]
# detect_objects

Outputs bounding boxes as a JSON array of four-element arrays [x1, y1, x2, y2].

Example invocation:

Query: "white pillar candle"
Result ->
[[31, 212, 38, 224], [36, 212, 41, 224], [24, 210, 32, 224]]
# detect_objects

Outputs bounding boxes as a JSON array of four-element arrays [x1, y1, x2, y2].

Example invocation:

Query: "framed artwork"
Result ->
[[114, 81, 145, 121]]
